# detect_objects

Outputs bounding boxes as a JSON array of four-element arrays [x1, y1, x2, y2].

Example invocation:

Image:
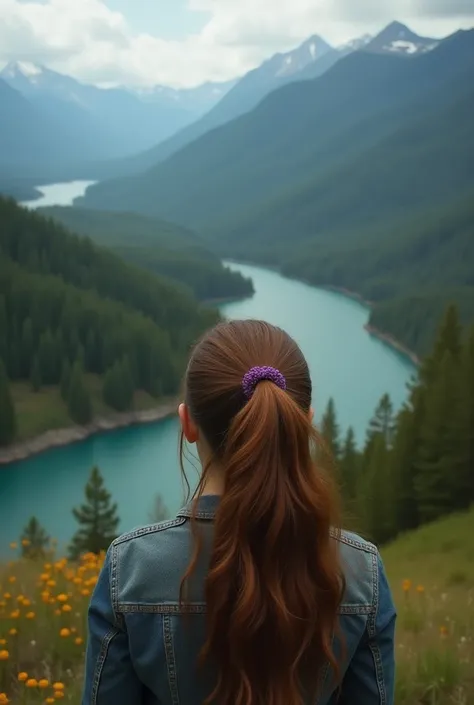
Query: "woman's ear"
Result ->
[[178, 403, 199, 444]]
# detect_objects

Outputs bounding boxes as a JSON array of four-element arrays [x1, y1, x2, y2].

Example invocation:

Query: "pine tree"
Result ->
[[340, 427, 359, 503], [60, 358, 71, 401], [357, 435, 394, 545], [67, 360, 92, 425], [103, 357, 134, 412], [420, 303, 462, 387], [367, 394, 396, 449], [21, 317, 34, 378], [148, 493, 169, 523], [21, 516, 50, 559], [30, 355, 42, 392], [321, 398, 341, 462], [0, 358, 16, 446], [415, 350, 464, 523], [390, 404, 421, 533], [69, 466, 120, 558], [38, 328, 60, 384]]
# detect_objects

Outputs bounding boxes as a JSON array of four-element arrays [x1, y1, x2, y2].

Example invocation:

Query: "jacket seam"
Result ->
[[333, 530, 378, 554], [368, 549, 386, 703], [90, 628, 120, 705], [113, 517, 187, 545], [163, 613, 180, 705], [119, 603, 207, 614]]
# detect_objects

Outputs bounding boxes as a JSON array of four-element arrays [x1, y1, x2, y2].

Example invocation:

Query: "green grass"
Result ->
[[11, 377, 165, 441], [382, 508, 474, 704]]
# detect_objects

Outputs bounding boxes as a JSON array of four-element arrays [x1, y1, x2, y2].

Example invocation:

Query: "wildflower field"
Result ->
[[0, 509, 473, 704]]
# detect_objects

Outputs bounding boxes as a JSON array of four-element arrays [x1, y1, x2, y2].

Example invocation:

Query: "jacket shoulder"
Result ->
[[333, 530, 379, 611]]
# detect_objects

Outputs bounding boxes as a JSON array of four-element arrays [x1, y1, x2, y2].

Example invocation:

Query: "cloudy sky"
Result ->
[[0, 0, 473, 88]]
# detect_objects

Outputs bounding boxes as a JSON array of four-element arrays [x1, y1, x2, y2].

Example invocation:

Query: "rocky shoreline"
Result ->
[[364, 324, 420, 366], [0, 403, 177, 467]]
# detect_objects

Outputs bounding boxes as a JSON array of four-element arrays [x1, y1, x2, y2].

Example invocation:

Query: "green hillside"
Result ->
[[381, 508, 474, 704], [80, 31, 474, 231], [38, 207, 254, 301], [0, 197, 221, 443]]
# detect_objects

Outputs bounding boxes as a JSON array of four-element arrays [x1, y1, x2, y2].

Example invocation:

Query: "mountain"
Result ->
[[36, 206, 254, 301], [1, 62, 196, 157], [128, 79, 238, 115], [81, 30, 474, 233], [111, 34, 337, 171], [0, 77, 121, 169], [364, 21, 438, 55], [95, 22, 437, 176]]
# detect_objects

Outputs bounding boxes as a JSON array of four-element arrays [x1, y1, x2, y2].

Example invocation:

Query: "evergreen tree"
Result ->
[[357, 435, 394, 545], [339, 427, 359, 503], [21, 516, 50, 559], [21, 317, 34, 378], [321, 398, 341, 462], [69, 466, 120, 558], [367, 394, 396, 449], [103, 357, 134, 412], [0, 359, 16, 446], [420, 303, 462, 387], [60, 358, 71, 401], [415, 350, 464, 523], [30, 355, 42, 392], [390, 404, 421, 532], [67, 360, 92, 425], [38, 328, 60, 384]]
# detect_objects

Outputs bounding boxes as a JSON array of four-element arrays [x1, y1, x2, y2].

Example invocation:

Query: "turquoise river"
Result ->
[[0, 182, 415, 555]]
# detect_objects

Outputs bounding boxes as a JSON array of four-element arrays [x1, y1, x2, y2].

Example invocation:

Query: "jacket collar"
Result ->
[[177, 494, 221, 520]]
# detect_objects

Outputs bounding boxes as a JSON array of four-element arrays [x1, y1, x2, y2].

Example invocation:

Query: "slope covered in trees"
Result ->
[[328, 305, 474, 545], [0, 197, 221, 444], [80, 30, 474, 231], [38, 206, 254, 301]]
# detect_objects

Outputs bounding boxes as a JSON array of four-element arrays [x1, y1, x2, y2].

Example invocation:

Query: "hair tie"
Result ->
[[242, 366, 287, 400]]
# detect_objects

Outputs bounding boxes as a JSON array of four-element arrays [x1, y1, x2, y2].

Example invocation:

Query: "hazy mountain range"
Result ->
[[0, 21, 440, 178]]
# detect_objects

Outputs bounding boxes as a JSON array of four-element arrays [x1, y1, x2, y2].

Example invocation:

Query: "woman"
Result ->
[[82, 320, 396, 705]]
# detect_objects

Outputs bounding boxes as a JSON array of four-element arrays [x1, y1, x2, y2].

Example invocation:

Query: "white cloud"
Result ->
[[0, 0, 473, 88]]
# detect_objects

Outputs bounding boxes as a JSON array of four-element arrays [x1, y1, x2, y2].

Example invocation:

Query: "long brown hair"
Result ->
[[180, 320, 344, 705]]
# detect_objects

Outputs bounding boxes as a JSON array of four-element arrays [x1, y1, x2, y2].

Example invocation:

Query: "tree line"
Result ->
[[324, 303, 474, 544], [0, 197, 221, 442]]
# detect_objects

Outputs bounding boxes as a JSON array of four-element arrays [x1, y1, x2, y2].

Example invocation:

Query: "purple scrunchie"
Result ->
[[242, 366, 287, 400]]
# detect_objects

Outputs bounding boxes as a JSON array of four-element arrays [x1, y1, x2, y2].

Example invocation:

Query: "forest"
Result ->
[[0, 197, 229, 442], [38, 206, 254, 302], [326, 304, 474, 544]]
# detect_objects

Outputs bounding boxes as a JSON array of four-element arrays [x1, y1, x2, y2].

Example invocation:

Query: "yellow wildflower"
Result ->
[[7, 577, 16, 584], [0, 650, 9, 661], [22, 598, 31, 607], [0, 693, 9, 704], [440, 625, 449, 637], [3, 594, 11, 600], [54, 692, 64, 700], [26, 678, 38, 688], [52, 683, 64, 691], [21, 539, 30, 547], [9, 610, 19, 619], [38, 679, 49, 689], [40, 574, 50, 582], [62, 604, 72, 613], [46, 699, 56, 704], [0, 640, 6, 646], [56, 594, 68, 603], [25, 612, 36, 620], [416, 585, 425, 594], [402, 579, 412, 592], [17, 673, 28, 682], [8, 629, 17, 636], [54, 609, 61, 616], [44, 563, 52, 570], [75, 637, 84, 645], [81, 588, 91, 597], [59, 628, 70, 638], [46, 580, 56, 588]]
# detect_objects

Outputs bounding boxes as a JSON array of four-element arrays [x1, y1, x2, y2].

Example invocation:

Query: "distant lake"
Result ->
[[21, 180, 96, 209]]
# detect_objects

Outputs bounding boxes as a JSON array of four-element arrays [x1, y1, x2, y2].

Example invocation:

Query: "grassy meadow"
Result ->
[[0, 509, 473, 704]]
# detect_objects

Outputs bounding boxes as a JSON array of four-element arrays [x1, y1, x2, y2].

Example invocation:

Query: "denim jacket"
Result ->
[[82, 494, 396, 705]]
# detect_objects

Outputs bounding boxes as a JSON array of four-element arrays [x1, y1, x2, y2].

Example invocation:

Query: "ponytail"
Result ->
[[179, 320, 344, 705]]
